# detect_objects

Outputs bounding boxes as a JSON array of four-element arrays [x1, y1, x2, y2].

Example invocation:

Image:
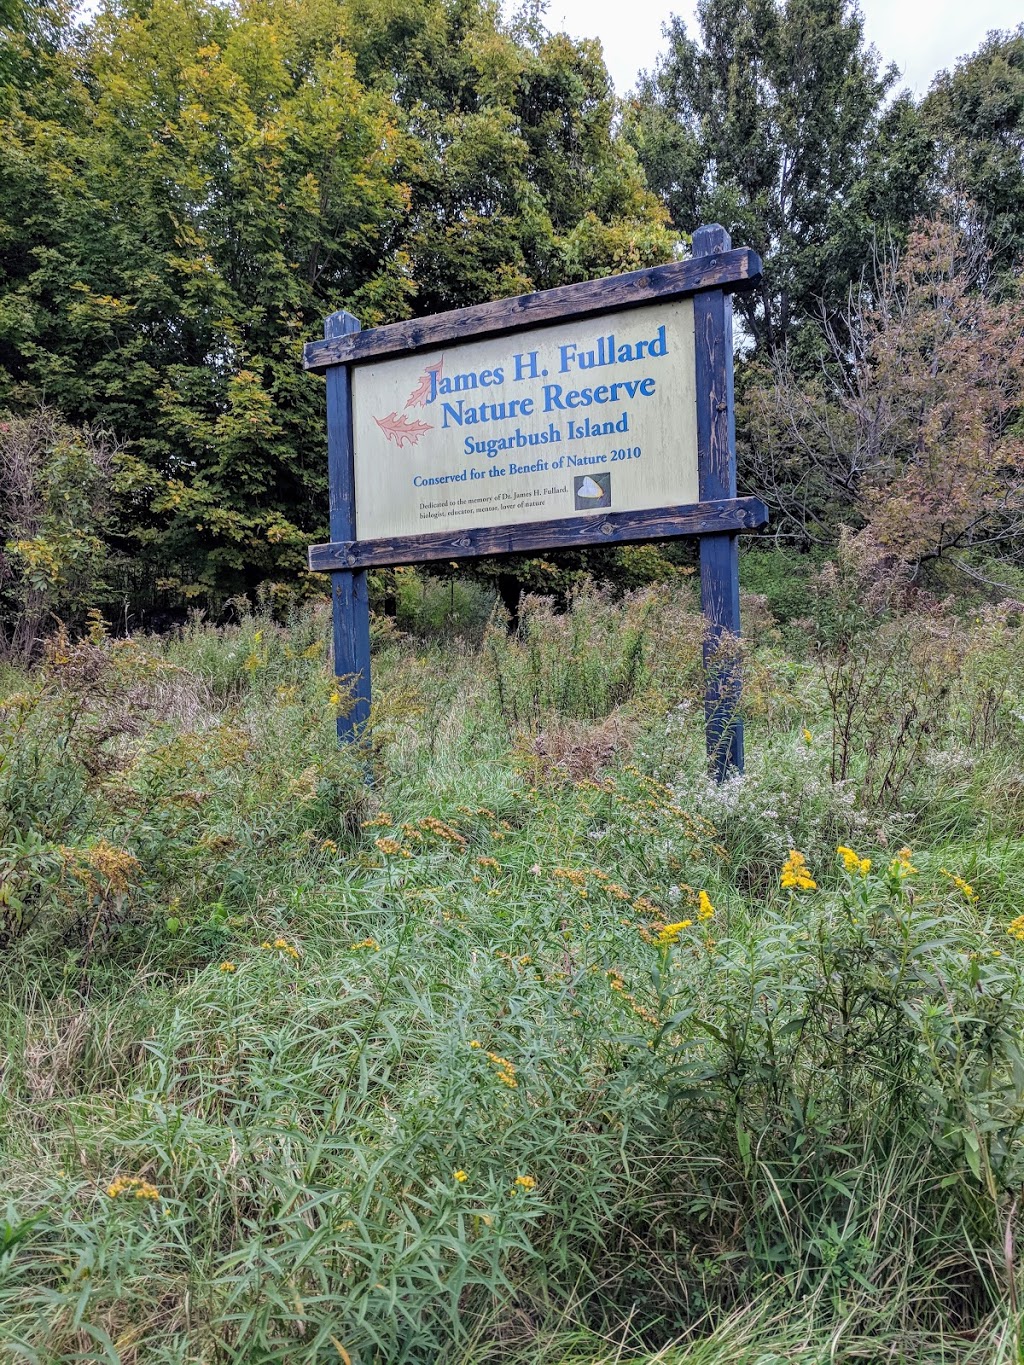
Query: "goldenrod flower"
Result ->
[[453, 1169, 468, 1183], [781, 850, 816, 891], [802, 728, 812, 744], [513, 1174, 536, 1191], [697, 890, 715, 921], [553, 867, 588, 888], [837, 846, 871, 877], [1006, 915, 1024, 942], [107, 1175, 160, 1202], [418, 817, 466, 846], [375, 837, 403, 856], [891, 847, 918, 877], [218, 961, 236, 973], [942, 868, 977, 902], [485, 1051, 517, 1088], [656, 919, 693, 946]]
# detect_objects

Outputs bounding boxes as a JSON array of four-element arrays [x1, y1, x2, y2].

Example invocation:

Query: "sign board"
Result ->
[[304, 225, 768, 778], [350, 300, 698, 541]]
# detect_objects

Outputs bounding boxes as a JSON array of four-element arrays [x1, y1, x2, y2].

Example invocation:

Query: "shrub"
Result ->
[[0, 409, 123, 662]]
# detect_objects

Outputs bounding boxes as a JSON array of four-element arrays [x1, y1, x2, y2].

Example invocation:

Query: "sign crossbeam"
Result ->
[[303, 248, 762, 372], [306, 225, 765, 778], [310, 495, 768, 571]]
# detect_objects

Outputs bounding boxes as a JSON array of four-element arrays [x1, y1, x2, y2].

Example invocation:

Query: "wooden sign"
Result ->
[[348, 299, 698, 542], [305, 224, 767, 778]]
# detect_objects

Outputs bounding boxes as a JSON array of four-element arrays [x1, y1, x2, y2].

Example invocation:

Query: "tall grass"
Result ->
[[1, 575, 1023, 1362]]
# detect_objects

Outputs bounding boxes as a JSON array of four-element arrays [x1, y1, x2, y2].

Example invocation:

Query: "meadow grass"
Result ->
[[1, 572, 1023, 1362]]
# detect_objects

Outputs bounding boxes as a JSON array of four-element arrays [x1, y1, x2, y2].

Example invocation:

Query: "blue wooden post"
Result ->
[[324, 310, 371, 743], [693, 224, 744, 779]]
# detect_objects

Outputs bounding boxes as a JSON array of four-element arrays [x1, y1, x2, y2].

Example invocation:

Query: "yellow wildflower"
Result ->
[[1006, 915, 1024, 942], [418, 817, 466, 846], [656, 920, 693, 946], [781, 850, 816, 891], [942, 868, 977, 902], [553, 867, 588, 888], [453, 1170, 468, 1183], [107, 1175, 160, 1202], [375, 837, 403, 856], [837, 846, 871, 877], [218, 961, 236, 973], [697, 890, 715, 921], [485, 1051, 518, 1088], [513, 1175, 536, 1191], [802, 728, 812, 744], [349, 937, 380, 951], [891, 847, 918, 877]]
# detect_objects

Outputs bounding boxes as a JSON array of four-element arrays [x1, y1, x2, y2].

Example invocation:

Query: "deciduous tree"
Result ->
[[923, 27, 1024, 272], [625, 0, 928, 356], [742, 214, 1024, 576], [0, 0, 674, 611]]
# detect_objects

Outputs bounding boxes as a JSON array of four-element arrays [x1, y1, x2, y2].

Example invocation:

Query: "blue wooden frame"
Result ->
[[309, 224, 764, 775], [324, 309, 371, 743], [693, 224, 744, 778]]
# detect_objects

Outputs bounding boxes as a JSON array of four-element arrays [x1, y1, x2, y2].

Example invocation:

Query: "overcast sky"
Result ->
[[541, 0, 1021, 96]]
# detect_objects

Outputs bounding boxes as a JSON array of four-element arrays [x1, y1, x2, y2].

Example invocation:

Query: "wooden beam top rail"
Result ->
[[303, 249, 762, 372], [309, 496, 768, 571]]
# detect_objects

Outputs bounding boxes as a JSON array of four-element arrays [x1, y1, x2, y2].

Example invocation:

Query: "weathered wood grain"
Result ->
[[324, 309, 372, 742], [304, 248, 763, 371], [693, 225, 745, 778], [308, 496, 769, 571]]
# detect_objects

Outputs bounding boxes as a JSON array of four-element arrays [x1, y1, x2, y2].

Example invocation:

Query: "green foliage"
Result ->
[[625, 0, 921, 356], [0, 0, 674, 611], [923, 26, 1024, 272], [3, 571, 1024, 1359], [631, 852, 1024, 1321], [739, 212, 1024, 568], [0, 408, 123, 659], [485, 582, 700, 733]]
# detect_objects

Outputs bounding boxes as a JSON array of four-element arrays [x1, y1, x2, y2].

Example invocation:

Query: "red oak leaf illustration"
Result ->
[[405, 360, 443, 408], [374, 412, 433, 448]]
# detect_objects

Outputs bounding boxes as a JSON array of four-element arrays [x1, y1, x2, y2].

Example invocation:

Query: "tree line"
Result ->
[[1, 0, 1022, 649]]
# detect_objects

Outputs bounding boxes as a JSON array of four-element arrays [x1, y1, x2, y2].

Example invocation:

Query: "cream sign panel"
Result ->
[[351, 298, 698, 540]]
